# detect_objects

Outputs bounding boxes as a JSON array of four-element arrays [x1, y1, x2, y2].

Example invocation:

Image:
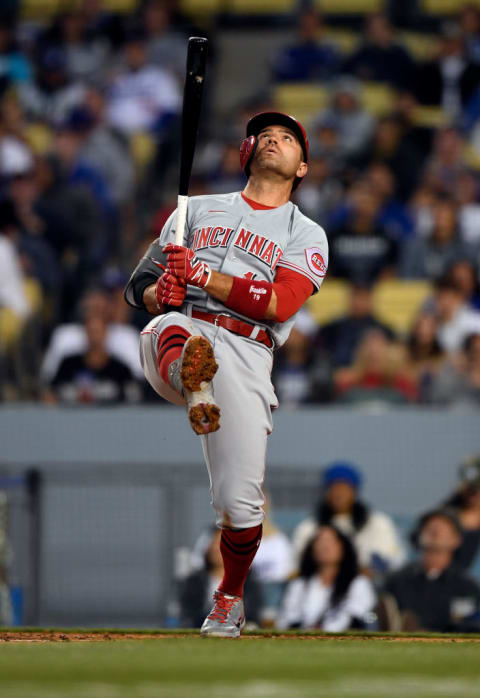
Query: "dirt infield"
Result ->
[[2, 630, 480, 643]]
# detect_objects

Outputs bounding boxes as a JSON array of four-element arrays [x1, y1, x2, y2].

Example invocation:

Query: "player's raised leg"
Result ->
[[140, 312, 220, 434]]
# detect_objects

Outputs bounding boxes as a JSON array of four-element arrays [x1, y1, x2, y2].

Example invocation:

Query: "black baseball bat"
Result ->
[[175, 36, 208, 245]]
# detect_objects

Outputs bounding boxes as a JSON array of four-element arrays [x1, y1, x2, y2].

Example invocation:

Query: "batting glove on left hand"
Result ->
[[155, 271, 187, 308], [163, 244, 212, 289]]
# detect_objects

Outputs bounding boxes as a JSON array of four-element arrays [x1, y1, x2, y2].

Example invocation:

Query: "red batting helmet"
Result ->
[[240, 111, 309, 191]]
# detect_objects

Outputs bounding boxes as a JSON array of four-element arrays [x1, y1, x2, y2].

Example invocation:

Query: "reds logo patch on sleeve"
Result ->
[[305, 248, 327, 277]]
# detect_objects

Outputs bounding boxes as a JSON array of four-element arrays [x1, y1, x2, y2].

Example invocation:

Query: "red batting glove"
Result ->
[[155, 272, 187, 308], [163, 244, 212, 289]]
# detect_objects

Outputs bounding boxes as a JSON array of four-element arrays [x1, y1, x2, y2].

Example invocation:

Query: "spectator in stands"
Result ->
[[81, 0, 127, 49], [205, 141, 245, 194], [312, 78, 374, 161], [251, 494, 295, 624], [7, 153, 103, 319], [443, 456, 480, 572], [448, 259, 480, 310], [430, 332, 480, 406], [392, 90, 434, 166], [342, 13, 413, 89], [408, 185, 437, 239], [363, 162, 413, 240], [423, 128, 468, 198], [43, 9, 110, 82], [278, 526, 376, 631], [0, 197, 29, 322], [401, 198, 471, 281], [272, 326, 315, 406], [308, 118, 345, 173], [272, 10, 339, 83], [405, 312, 444, 403], [294, 151, 342, 224], [312, 282, 394, 370], [54, 111, 116, 227], [291, 462, 405, 576], [45, 312, 141, 405], [415, 22, 480, 119], [142, 0, 187, 80], [180, 527, 261, 628], [0, 21, 31, 88], [334, 329, 418, 404], [328, 183, 398, 283], [106, 27, 180, 135], [381, 509, 480, 632], [41, 287, 143, 385], [18, 45, 85, 124], [460, 4, 480, 64], [355, 115, 423, 201], [69, 94, 135, 206], [452, 172, 480, 246], [432, 276, 480, 353]]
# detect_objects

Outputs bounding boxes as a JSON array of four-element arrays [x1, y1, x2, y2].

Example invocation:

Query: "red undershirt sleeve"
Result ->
[[272, 267, 314, 323]]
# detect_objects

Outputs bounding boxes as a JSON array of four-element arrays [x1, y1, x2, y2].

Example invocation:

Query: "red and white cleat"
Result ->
[[201, 589, 245, 638], [179, 335, 220, 435]]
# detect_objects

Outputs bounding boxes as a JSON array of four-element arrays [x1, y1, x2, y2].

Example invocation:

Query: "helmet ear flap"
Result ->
[[240, 135, 257, 176]]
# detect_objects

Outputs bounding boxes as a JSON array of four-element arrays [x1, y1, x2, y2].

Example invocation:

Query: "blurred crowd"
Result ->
[[0, 1, 480, 407], [177, 456, 480, 633]]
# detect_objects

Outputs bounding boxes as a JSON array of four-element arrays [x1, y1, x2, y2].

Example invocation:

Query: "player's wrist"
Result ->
[[143, 283, 164, 315]]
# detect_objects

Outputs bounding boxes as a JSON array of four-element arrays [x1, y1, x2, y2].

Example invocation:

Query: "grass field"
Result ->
[[1, 630, 480, 698]]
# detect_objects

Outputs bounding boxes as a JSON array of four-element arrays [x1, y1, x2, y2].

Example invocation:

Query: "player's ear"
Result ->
[[296, 161, 308, 179]]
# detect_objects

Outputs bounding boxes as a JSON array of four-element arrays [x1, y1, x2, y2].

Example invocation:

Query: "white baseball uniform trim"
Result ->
[[175, 194, 189, 245], [276, 259, 322, 290]]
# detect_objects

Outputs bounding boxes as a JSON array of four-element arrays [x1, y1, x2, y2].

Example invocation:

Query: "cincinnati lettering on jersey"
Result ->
[[192, 226, 283, 271]]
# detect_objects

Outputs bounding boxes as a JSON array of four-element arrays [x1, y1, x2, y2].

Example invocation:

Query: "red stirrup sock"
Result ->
[[156, 326, 191, 384], [218, 524, 263, 598]]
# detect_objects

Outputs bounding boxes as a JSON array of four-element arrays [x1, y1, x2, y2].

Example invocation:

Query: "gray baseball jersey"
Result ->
[[125, 191, 328, 347], [127, 191, 328, 529]]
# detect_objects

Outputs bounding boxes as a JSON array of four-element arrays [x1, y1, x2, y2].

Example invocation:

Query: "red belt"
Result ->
[[191, 309, 273, 348]]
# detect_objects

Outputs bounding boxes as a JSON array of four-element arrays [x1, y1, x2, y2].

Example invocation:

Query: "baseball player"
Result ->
[[125, 112, 328, 637]]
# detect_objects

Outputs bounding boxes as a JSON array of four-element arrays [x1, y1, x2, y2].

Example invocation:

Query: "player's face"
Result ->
[[252, 125, 307, 182]]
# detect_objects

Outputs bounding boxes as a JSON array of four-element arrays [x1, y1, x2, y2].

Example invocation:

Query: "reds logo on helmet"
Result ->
[[305, 248, 327, 277]]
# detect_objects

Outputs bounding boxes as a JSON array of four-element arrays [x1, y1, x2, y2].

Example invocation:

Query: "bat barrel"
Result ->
[[176, 37, 208, 244], [178, 36, 208, 198], [186, 36, 208, 77]]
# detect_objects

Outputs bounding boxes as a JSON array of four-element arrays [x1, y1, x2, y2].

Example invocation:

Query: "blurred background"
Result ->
[[1, 0, 480, 631]]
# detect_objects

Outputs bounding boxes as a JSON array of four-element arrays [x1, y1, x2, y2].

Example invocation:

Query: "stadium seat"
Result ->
[[24, 123, 53, 155], [274, 80, 394, 126], [463, 144, 480, 172], [412, 106, 448, 128], [130, 131, 157, 170], [313, 0, 384, 14], [0, 277, 43, 352], [180, 0, 224, 17], [0, 309, 23, 350], [324, 29, 360, 55], [361, 82, 394, 116], [421, 0, 480, 15], [226, 0, 294, 13], [306, 279, 350, 325], [372, 280, 432, 335], [398, 32, 439, 62], [274, 84, 329, 126], [21, 0, 137, 20]]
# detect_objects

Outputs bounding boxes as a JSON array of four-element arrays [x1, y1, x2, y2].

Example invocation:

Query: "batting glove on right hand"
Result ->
[[155, 272, 187, 308], [163, 244, 212, 289]]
